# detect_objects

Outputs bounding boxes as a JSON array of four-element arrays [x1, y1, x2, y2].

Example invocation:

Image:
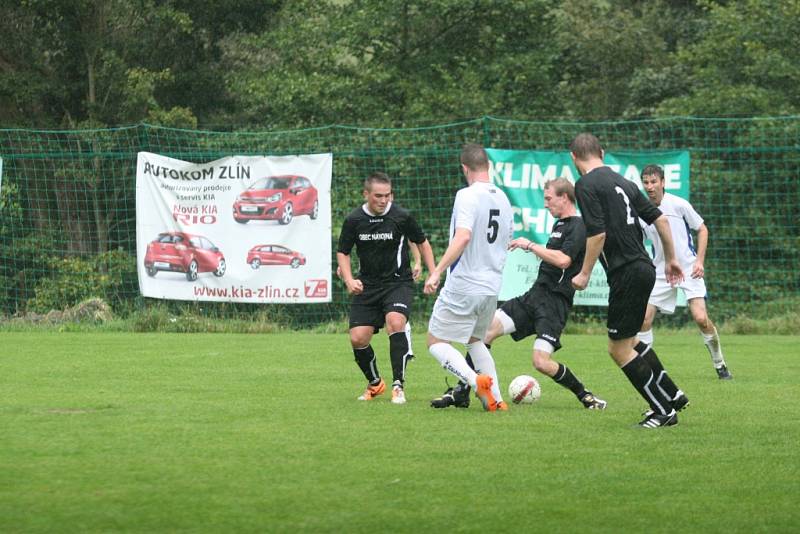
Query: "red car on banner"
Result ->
[[144, 231, 226, 281], [233, 175, 319, 225], [247, 244, 307, 269]]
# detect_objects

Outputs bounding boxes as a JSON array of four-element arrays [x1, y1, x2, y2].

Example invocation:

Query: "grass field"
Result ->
[[1, 332, 798, 533]]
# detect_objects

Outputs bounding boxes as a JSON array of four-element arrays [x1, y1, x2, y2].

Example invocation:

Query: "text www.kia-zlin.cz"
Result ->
[[193, 285, 300, 299]]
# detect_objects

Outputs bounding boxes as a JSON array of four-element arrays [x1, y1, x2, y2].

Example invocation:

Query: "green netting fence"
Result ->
[[1, 116, 798, 327]]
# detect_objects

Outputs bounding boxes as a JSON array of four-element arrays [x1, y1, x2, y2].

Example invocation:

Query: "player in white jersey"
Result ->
[[638, 165, 732, 379], [424, 143, 513, 411]]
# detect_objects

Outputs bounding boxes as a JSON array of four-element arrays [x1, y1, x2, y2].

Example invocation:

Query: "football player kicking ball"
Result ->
[[432, 178, 607, 411], [337, 172, 436, 404], [425, 143, 513, 412]]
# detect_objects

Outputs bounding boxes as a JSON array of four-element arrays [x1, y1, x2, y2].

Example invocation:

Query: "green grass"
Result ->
[[1, 332, 797, 533]]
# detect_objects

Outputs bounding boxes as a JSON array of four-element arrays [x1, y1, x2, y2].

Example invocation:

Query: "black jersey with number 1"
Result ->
[[337, 203, 427, 285], [575, 166, 661, 274]]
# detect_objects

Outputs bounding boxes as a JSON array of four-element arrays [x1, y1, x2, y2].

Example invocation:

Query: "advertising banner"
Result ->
[[486, 149, 690, 305], [136, 152, 332, 303]]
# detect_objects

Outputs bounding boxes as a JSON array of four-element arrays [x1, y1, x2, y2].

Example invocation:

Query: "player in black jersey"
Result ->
[[430, 178, 606, 410], [337, 172, 436, 405], [569, 133, 687, 429]]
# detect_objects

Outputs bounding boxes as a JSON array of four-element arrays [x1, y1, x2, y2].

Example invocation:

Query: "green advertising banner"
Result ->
[[486, 149, 690, 305]]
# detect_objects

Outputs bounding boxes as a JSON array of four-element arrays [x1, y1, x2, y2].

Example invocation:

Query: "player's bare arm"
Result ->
[[572, 233, 605, 290], [336, 252, 363, 295], [416, 239, 436, 281], [692, 223, 709, 279], [409, 242, 422, 281], [509, 237, 571, 269], [424, 228, 471, 294], [653, 216, 685, 285]]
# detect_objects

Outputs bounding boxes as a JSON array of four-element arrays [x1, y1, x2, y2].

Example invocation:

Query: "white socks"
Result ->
[[702, 327, 725, 367], [638, 329, 654, 346], [429, 343, 477, 388], [642, 326, 725, 368], [466, 341, 503, 402]]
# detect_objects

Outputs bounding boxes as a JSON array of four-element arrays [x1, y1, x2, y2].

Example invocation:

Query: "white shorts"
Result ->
[[648, 276, 707, 314], [428, 288, 497, 344]]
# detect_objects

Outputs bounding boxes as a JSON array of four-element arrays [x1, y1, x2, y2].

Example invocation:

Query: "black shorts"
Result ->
[[349, 281, 414, 331], [606, 260, 656, 340], [500, 284, 569, 351]]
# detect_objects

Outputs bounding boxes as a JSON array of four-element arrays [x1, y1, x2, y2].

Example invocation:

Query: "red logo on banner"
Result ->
[[304, 279, 328, 298]]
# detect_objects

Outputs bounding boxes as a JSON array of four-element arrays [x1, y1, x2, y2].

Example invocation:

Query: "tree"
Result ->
[[220, 0, 562, 128], [546, 0, 701, 120], [0, 1, 287, 255], [658, 0, 800, 116]]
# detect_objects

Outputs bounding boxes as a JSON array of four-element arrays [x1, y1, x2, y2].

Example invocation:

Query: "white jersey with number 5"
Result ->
[[443, 181, 513, 295]]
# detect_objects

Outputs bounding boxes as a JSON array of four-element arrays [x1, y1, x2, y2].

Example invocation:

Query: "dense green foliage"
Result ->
[[2, 1, 799, 128], [1, 332, 798, 531], [26, 250, 136, 313]]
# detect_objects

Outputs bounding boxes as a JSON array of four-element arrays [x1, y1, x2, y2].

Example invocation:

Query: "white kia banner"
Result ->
[[136, 152, 332, 303]]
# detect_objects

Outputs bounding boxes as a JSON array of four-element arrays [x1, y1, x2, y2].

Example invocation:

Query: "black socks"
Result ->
[[621, 355, 674, 415], [353, 345, 380, 384], [389, 332, 411, 385], [552, 363, 586, 397], [636, 341, 680, 400]]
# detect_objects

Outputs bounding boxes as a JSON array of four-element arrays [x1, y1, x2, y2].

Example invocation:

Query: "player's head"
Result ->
[[569, 133, 603, 175], [363, 172, 393, 214], [460, 143, 489, 183], [364, 171, 391, 192], [543, 177, 576, 218], [641, 164, 665, 205]]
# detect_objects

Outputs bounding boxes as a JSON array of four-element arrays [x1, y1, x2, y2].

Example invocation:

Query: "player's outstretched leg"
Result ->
[[552, 363, 607, 409], [532, 340, 607, 410], [429, 342, 498, 412]]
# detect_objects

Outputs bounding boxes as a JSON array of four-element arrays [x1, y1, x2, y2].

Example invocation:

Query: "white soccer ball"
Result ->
[[508, 375, 541, 404]]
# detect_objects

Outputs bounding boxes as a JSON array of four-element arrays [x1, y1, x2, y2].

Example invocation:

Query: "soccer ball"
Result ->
[[508, 375, 541, 404]]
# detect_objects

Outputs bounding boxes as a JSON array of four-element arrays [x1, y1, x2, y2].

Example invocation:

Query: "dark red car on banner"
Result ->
[[144, 232, 226, 281], [247, 244, 307, 269], [233, 175, 319, 225]]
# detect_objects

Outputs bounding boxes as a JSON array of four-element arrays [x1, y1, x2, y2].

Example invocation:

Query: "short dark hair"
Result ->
[[569, 133, 603, 160], [641, 164, 664, 181], [364, 171, 392, 191], [460, 143, 489, 171], [544, 177, 575, 203]]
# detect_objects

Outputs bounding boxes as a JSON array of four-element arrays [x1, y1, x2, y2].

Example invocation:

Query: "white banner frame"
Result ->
[[136, 152, 332, 303]]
